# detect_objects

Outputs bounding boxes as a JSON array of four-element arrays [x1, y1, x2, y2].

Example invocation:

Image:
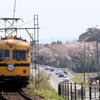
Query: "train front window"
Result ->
[[13, 50, 26, 61], [0, 50, 10, 61]]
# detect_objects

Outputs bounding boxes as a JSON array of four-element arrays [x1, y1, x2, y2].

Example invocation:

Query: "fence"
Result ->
[[58, 82, 100, 100]]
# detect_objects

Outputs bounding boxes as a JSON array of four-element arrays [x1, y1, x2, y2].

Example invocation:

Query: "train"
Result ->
[[0, 36, 30, 87]]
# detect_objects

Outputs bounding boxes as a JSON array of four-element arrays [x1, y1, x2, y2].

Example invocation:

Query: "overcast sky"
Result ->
[[0, 0, 100, 43]]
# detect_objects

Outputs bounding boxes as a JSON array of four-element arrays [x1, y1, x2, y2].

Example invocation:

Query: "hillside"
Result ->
[[38, 41, 100, 73], [31, 27, 100, 73], [79, 27, 100, 42]]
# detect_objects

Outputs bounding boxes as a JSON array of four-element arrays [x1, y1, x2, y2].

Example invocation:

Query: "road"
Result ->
[[30, 64, 64, 91], [45, 69, 64, 91]]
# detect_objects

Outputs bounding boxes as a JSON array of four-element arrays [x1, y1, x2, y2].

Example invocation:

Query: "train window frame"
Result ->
[[12, 50, 26, 61], [0, 50, 10, 61]]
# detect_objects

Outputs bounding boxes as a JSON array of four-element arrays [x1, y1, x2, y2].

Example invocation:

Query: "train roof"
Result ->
[[0, 36, 27, 42], [0, 36, 30, 48]]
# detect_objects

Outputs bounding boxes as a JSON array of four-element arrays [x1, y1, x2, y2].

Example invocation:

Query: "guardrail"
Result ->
[[58, 82, 100, 100]]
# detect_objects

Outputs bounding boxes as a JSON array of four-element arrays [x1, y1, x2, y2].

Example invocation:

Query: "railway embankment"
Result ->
[[29, 71, 66, 100]]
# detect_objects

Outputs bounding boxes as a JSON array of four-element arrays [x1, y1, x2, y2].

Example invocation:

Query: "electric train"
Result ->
[[0, 36, 30, 87]]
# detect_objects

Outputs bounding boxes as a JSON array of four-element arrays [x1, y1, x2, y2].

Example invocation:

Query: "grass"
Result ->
[[70, 72, 98, 83], [75, 72, 97, 75], [71, 76, 84, 83], [33, 89, 66, 100]]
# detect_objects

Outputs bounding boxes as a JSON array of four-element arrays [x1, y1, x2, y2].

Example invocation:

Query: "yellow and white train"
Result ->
[[0, 36, 30, 87]]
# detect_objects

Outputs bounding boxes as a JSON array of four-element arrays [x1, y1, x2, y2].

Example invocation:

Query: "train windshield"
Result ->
[[0, 50, 10, 61], [13, 50, 26, 61]]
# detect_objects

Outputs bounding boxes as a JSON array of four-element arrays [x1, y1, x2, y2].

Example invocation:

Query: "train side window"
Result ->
[[13, 50, 26, 61], [0, 50, 10, 61]]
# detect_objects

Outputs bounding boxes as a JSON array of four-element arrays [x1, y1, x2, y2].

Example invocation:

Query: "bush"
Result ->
[[30, 71, 51, 89]]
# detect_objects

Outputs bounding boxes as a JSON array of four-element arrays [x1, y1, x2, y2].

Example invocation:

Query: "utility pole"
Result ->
[[88, 45, 90, 83], [83, 41, 86, 83], [96, 42, 99, 77]]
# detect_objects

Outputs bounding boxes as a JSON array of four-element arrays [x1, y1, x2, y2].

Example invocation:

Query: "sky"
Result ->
[[0, 0, 100, 44]]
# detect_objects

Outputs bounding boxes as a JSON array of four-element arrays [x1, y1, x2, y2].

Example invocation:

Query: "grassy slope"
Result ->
[[29, 71, 66, 100]]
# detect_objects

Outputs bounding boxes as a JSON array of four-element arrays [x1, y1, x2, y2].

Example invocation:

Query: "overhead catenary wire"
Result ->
[[18, 19, 33, 27], [12, 0, 34, 28], [13, 0, 16, 18]]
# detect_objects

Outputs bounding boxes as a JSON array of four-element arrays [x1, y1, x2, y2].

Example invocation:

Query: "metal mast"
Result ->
[[33, 15, 40, 87]]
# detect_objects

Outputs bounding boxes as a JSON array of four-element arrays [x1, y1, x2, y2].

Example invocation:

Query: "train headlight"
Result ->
[[8, 64, 14, 71], [8, 39, 14, 44]]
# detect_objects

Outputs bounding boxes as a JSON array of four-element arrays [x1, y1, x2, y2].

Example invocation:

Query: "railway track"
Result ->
[[0, 90, 34, 100], [0, 92, 7, 100], [19, 89, 34, 100]]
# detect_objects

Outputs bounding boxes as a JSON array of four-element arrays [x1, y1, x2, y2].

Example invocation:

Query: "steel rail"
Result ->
[[0, 92, 7, 100], [19, 90, 35, 100]]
